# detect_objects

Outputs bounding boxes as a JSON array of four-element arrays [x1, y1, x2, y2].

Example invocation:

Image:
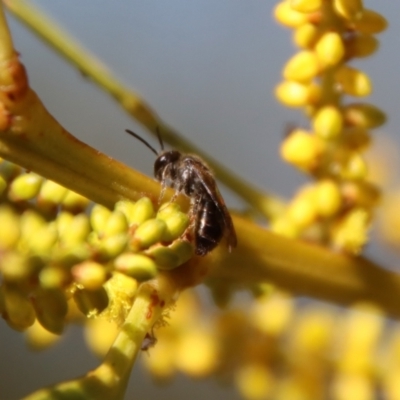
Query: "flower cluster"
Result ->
[[272, 0, 387, 254], [0, 159, 193, 336]]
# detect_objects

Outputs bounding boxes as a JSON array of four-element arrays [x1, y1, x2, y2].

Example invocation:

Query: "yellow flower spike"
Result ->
[[114, 200, 137, 224], [341, 152, 368, 181], [275, 81, 321, 107], [343, 103, 386, 128], [60, 214, 91, 245], [175, 328, 219, 377], [25, 319, 61, 351], [281, 129, 324, 171], [0, 205, 20, 249], [346, 34, 379, 59], [293, 23, 321, 49], [84, 318, 119, 357], [145, 245, 180, 270], [290, 0, 322, 13], [315, 32, 345, 67], [72, 261, 108, 291], [313, 105, 343, 139], [250, 292, 293, 336], [274, 1, 310, 28], [103, 210, 128, 237], [352, 9, 388, 34], [157, 210, 189, 242], [333, 0, 364, 21], [331, 208, 370, 253], [61, 190, 90, 213], [114, 253, 157, 281], [314, 180, 342, 217], [283, 51, 320, 82], [8, 172, 43, 201], [129, 196, 155, 225], [38, 179, 68, 205], [73, 286, 109, 318], [235, 364, 273, 400], [335, 66, 372, 97], [39, 266, 68, 290], [168, 240, 195, 265], [27, 223, 58, 253], [32, 288, 68, 334], [131, 218, 166, 250], [98, 234, 128, 259], [1, 285, 36, 330], [90, 204, 112, 234]]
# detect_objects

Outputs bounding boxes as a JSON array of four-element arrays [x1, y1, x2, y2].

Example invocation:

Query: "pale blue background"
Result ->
[[1, 1, 399, 399]]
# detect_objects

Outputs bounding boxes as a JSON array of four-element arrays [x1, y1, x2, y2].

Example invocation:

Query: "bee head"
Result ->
[[154, 150, 181, 181]]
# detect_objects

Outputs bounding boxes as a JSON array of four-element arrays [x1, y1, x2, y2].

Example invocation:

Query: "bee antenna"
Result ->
[[155, 126, 164, 151], [125, 129, 159, 156]]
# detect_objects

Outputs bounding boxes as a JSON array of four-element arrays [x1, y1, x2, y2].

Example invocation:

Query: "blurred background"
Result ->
[[0, 1, 399, 399]]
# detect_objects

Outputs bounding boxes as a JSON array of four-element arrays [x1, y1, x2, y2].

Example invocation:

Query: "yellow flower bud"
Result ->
[[175, 329, 218, 377], [274, 1, 309, 28], [0, 161, 21, 182], [90, 204, 111, 233], [293, 23, 320, 48], [38, 180, 68, 204], [39, 267, 68, 289], [32, 289, 68, 334], [347, 34, 379, 58], [0, 205, 20, 249], [114, 253, 157, 281], [98, 234, 128, 258], [114, 200, 137, 224], [287, 192, 317, 228], [343, 103, 386, 129], [103, 210, 128, 237], [283, 51, 320, 82], [315, 180, 342, 217], [1, 252, 35, 282], [341, 153, 368, 180], [333, 0, 363, 21], [28, 223, 58, 253], [168, 240, 194, 265], [315, 32, 345, 66], [72, 261, 108, 290], [331, 208, 370, 253], [313, 105, 343, 139], [8, 172, 43, 201], [352, 9, 387, 34], [275, 81, 321, 107], [335, 66, 372, 97], [131, 219, 166, 249], [236, 364, 273, 400], [281, 129, 324, 170], [60, 214, 91, 245], [61, 191, 90, 212], [157, 209, 189, 242], [130, 197, 155, 225], [290, 0, 322, 13], [270, 217, 300, 238]]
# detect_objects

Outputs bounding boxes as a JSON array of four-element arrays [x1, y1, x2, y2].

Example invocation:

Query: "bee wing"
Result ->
[[187, 157, 237, 250]]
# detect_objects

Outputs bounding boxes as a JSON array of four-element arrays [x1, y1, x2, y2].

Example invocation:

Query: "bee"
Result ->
[[125, 129, 237, 256]]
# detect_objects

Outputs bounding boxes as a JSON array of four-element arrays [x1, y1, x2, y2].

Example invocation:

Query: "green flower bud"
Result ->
[[103, 210, 128, 237], [157, 207, 189, 242], [168, 240, 195, 265], [130, 197, 155, 225], [60, 214, 91, 245], [8, 172, 43, 201], [132, 219, 166, 249], [114, 253, 157, 281], [72, 261, 108, 290], [73, 286, 109, 317], [145, 245, 180, 270], [114, 200, 137, 224]]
